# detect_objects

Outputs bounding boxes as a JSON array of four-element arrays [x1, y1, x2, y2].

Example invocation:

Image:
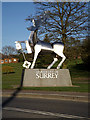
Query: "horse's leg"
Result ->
[[31, 45, 41, 69], [56, 53, 66, 69], [47, 57, 58, 69]]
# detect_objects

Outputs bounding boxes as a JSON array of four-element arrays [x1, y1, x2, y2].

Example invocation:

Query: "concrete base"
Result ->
[[23, 69, 72, 87]]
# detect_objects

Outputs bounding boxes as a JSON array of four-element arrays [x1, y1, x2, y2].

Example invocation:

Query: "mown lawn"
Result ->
[[2, 59, 89, 92], [2, 62, 23, 89]]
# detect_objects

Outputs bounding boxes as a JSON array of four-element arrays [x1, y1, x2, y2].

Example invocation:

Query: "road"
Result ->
[[2, 97, 89, 120]]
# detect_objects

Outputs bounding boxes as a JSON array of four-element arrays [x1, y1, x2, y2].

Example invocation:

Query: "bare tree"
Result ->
[[26, 2, 88, 48], [2, 46, 16, 56]]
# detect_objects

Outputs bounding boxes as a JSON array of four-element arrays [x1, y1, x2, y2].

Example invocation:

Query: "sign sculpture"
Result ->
[[15, 11, 66, 69]]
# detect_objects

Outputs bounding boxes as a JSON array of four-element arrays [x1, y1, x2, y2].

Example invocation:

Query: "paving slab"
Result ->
[[2, 90, 89, 102]]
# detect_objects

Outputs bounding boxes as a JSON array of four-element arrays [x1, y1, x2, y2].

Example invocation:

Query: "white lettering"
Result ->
[[36, 71, 40, 79], [36, 71, 58, 79], [54, 71, 58, 78]]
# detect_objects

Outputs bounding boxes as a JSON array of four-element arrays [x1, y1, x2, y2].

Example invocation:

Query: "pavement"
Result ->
[[2, 89, 89, 102]]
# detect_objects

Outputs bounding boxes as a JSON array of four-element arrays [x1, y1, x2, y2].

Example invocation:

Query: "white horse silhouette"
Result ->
[[15, 40, 66, 69]]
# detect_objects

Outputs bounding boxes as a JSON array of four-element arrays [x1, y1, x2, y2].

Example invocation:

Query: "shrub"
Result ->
[[81, 37, 90, 66], [2, 66, 14, 74]]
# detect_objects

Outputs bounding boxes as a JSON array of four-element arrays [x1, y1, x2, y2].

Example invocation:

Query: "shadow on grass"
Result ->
[[2, 69, 25, 108], [3, 72, 15, 74]]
